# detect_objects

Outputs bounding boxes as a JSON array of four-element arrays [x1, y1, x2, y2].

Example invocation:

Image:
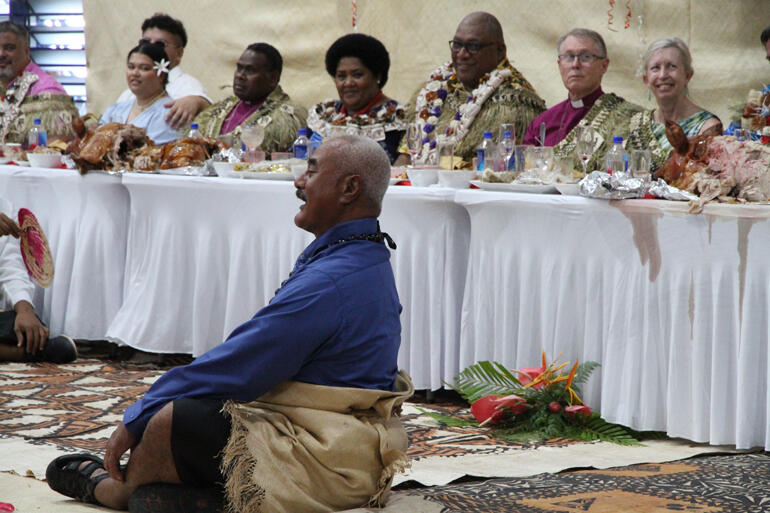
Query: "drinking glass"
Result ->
[[406, 123, 424, 165], [629, 149, 652, 181], [437, 140, 455, 170], [527, 146, 554, 175], [574, 125, 597, 177], [513, 144, 530, 174], [241, 125, 265, 163], [498, 123, 515, 143]]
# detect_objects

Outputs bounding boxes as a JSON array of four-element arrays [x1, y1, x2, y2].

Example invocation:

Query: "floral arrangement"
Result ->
[[445, 351, 654, 444], [412, 61, 511, 160]]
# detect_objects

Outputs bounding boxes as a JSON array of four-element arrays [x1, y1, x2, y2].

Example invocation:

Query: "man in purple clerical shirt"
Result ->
[[523, 29, 610, 146]]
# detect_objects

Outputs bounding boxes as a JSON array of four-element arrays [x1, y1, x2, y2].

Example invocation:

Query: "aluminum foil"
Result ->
[[578, 171, 697, 201], [212, 147, 244, 163], [646, 179, 699, 201]]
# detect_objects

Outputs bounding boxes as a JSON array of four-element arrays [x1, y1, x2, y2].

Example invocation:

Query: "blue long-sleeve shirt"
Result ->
[[124, 217, 401, 437]]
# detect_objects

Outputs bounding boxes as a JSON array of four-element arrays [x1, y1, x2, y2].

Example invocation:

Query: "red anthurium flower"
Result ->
[[494, 394, 530, 415], [470, 395, 509, 425], [565, 405, 592, 418], [517, 367, 546, 389]]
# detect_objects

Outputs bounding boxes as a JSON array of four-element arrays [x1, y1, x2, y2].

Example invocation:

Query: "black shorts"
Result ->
[[170, 397, 231, 487]]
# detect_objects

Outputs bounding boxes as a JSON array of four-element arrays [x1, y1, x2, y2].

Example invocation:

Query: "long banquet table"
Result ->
[[1, 163, 768, 450], [454, 190, 770, 451]]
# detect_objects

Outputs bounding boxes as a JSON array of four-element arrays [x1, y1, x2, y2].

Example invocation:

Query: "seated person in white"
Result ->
[[0, 199, 76, 363], [115, 13, 211, 130], [100, 41, 178, 144]]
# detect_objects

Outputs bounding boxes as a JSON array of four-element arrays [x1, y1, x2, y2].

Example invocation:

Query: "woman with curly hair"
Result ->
[[307, 33, 406, 163]]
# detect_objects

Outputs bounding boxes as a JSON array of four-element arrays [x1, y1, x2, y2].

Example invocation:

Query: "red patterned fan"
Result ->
[[17, 208, 53, 288]]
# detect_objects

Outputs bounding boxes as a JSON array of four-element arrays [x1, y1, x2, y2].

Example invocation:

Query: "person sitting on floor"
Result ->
[[46, 134, 413, 513], [0, 21, 79, 145], [0, 199, 76, 364], [99, 41, 179, 144], [194, 42, 306, 154], [114, 13, 211, 130], [395, 11, 545, 165]]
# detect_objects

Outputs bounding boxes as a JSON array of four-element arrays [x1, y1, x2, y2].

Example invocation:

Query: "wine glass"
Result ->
[[241, 125, 265, 163], [406, 123, 425, 166], [574, 126, 597, 178]]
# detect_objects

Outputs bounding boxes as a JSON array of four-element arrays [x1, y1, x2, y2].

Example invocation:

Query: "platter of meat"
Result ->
[[655, 120, 770, 210]]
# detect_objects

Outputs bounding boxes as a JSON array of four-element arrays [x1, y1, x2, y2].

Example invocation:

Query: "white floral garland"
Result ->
[[307, 99, 407, 142], [0, 72, 38, 144], [413, 61, 511, 159]]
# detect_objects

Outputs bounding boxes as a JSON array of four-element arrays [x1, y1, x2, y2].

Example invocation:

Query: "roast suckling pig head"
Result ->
[[70, 123, 152, 173], [654, 119, 770, 209]]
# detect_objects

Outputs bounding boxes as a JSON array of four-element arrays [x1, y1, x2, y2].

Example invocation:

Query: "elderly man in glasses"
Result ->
[[114, 13, 211, 130], [523, 28, 642, 170], [396, 11, 544, 165]]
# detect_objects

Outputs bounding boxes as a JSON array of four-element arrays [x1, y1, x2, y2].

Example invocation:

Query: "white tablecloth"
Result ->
[[106, 176, 469, 390], [0, 166, 128, 339], [455, 190, 770, 450], [106, 175, 313, 356]]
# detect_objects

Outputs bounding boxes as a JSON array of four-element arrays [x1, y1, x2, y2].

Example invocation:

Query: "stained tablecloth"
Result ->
[[454, 190, 770, 450]]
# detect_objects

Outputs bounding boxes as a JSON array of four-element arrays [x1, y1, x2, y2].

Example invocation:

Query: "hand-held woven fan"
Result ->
[[18, 208, 54, 287]]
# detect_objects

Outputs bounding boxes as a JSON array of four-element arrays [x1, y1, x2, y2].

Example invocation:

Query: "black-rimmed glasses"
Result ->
[[449, 40, 496, 54]]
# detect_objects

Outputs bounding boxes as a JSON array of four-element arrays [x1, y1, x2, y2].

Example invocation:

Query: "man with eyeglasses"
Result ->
[[115, 13, 211, 130], [396, 12, 544, 165], [523, 28, 642, 170]]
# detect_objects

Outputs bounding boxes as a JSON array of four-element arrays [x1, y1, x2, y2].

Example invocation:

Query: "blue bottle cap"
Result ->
[[190, 123, 198, 130], [483, 131, 493, 138], [613, 136, 623, 143], [298, 128, 309, 136], [33, 118, 41, 125]]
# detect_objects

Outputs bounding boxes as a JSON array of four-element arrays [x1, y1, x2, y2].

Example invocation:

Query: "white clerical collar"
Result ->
[[570, 98, 584, 108]]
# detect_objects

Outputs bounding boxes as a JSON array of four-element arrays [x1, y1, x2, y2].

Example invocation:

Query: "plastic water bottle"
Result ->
[[292, 128, 310, 159], [605, 136, 627, 175], [187, 123, 203, 138], [499, 130, 515, 171], [476, 131, 496, 171], [27, 118, 46, 150]]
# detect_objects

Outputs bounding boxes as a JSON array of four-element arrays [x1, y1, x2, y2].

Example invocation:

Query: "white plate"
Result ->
[[470, 180, 558, 194], [554, 183, 581, 196]]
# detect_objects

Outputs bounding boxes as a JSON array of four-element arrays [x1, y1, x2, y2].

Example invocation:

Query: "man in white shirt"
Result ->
[[0, 200, 76, 363], [116, 13, 211, 130]]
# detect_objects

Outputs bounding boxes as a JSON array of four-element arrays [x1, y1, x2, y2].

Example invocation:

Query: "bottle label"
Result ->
[[293, 144, 308, 159], [38, 132, 47, 147], [476, 149, 485, 171]]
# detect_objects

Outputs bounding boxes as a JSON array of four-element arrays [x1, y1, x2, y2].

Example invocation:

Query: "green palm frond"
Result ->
[[451, 360, 524, 403], [566, 414, 641, 445]]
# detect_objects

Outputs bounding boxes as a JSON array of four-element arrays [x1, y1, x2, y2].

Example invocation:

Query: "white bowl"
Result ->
[[212, 161, 236, 177], [406, 167, 438, 187], [27, 153, 62, 168], [438, 170, 476, 189]]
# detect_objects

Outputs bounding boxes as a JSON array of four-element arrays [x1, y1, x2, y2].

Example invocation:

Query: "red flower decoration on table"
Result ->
[[565, 405, 592, 418]]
